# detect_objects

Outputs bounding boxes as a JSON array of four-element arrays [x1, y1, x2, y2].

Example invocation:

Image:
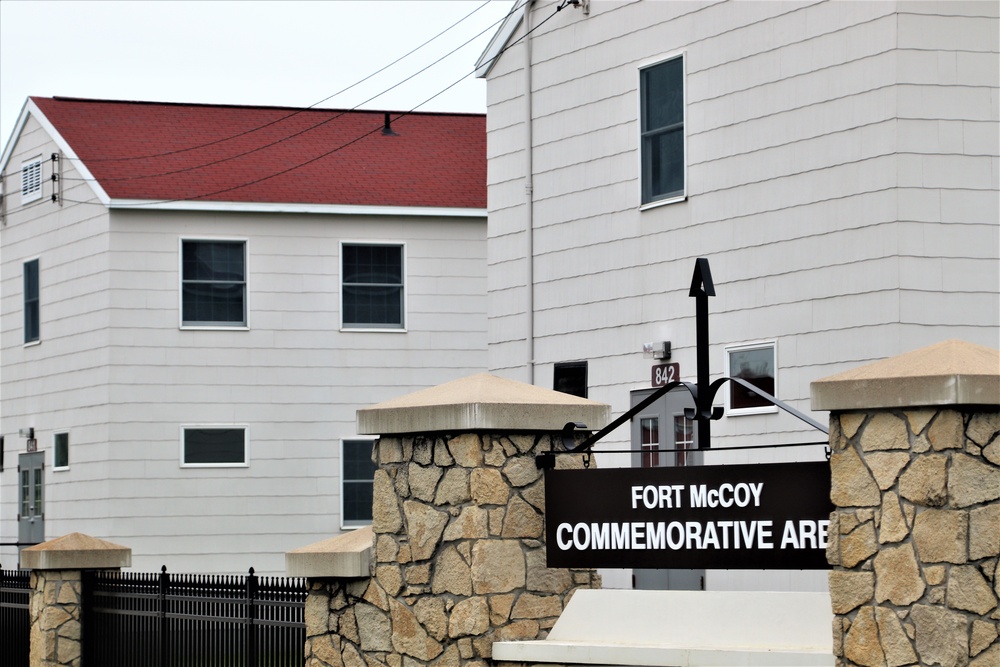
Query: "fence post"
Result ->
[[247, 567, 258, 667], [21, 532, 130, 667], [157, 565, 168, 667]]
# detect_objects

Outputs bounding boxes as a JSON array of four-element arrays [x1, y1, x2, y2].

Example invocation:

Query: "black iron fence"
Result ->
[[0, 567, 31, 667], [83, 566, 306, 667]]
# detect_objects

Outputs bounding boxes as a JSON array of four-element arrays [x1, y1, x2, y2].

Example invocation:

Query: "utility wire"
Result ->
[[56, 0, 528, 185], [51, 0, 566, 209]]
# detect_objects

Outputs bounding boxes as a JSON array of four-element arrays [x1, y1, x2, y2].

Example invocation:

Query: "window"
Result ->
[[673, 415, 695, 467], [342, 243, 404, 329], [24, 259, 39, 344], [181, 426, 248, 467], [21, 158, 43, 204], [53, 432, 69, 469], [181, 240, 247, 327], [640, 417, 660, 468], [726, 342, 777, 415], [342, 439, 376, 527], [553, 361, 588, 398], [640, 55, 685, 205]]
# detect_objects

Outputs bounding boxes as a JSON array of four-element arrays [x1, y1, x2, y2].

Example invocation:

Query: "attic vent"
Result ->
[[21, 158, 43, 203]]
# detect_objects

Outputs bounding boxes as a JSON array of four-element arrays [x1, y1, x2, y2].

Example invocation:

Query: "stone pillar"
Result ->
[[289, 373, 610, 667], [812, 340, 1000, 667], [21, 532, 132, 667]]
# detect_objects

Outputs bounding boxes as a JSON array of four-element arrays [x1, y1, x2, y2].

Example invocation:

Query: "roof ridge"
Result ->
[[39, 96, 484, 118]]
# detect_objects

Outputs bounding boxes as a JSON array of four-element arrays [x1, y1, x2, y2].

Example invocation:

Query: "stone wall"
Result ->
[[29, 569, 82, 667], [827, 408, 1000, 667], [303, 432, 600, 667]]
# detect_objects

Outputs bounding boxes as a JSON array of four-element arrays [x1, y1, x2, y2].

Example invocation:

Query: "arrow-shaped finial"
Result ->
[[689, 257, 716, 297]]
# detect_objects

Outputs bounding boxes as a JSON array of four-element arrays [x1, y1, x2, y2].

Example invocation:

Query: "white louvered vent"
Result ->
[[21, 158, 43, 203]]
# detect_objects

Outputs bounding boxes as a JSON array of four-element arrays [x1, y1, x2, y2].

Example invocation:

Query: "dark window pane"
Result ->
[[343, 441, 374, 479], [554, 361, 588, 398], [54, 433, 69, 468], [344, 481, 374, 523], [642, 58, 683, 130], [184, 428, 246, 464], [644, 128, 684, 200], [729, 347, 776, 410], [24, 259, 39, 343]]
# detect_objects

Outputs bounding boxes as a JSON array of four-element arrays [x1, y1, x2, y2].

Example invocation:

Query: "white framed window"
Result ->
[[180, 238, 248, 328], [53, 432, 69, 470], [180, 426, 249, 467], [725, 342, 778, 416], [341, 438, 376, 528], [21, 157, 43, 204], [639, 54, 686, 207], [341, 242, 405, 330], [24, 258, 40, 345]]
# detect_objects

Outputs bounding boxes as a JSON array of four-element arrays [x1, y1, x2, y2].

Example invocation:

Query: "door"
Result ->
[[630, 387, 704, 590], [18, 452, 44, 547]]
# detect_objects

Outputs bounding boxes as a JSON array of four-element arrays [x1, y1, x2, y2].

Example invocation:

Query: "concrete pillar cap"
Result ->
[[811, 339, 999, 411], [21, 532, 131, 570], [357, 372, 611, 435], [285, 526, 372, 578]]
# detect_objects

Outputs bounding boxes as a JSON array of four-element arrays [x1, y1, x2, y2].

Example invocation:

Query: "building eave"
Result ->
[[475, 0, 530, 78], [108, 199, 486, 218]]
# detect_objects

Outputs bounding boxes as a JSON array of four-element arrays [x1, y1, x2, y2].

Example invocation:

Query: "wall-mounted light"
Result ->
[[19, 427, 34, 439], [642, 341, 671, 360]]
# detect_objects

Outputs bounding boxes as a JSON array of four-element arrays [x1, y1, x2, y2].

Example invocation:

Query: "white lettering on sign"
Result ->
[[780, 519, 829, 550], [555, 520, 781, 551], [631, 484, 685, 509], [689, 482, 763, 508]]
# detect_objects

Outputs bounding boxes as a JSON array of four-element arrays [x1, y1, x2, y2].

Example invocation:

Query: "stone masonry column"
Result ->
[[289, 373, 610, 667], [21, 532, 132, 667], [812, 340, 1000, 667]]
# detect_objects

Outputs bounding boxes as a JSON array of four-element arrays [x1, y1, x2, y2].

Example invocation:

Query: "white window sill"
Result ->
[[640, 194, 687, 211]]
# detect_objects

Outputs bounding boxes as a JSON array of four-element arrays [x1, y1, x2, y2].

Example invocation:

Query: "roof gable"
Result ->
[[25, 97, 486, 210]]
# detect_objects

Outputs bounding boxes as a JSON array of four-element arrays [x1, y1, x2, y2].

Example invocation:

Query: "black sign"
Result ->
[[544, 461, 832, 570]]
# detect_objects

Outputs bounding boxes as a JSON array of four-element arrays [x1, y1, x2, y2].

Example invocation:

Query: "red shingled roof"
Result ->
[[32, 97, 486, 209]]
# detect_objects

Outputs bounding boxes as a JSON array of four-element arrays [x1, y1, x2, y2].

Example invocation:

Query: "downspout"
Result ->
[[524, 2, 535, 385]]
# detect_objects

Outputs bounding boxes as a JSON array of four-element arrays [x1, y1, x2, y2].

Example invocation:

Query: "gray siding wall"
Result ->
[[485, 0, 998, 453], [1, 116, 113, 568]]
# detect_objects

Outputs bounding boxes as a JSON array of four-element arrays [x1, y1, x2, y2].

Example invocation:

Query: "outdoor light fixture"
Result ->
[[19, 427, 34, 439], [642, 341, 671, 360]]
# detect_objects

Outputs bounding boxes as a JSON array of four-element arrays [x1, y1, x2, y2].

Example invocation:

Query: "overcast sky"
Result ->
[[0, 0, 516, 149]]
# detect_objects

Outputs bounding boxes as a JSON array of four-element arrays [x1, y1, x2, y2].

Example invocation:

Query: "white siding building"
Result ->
[[478, 0, 998, 590], [0, 98, 488, 573]]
